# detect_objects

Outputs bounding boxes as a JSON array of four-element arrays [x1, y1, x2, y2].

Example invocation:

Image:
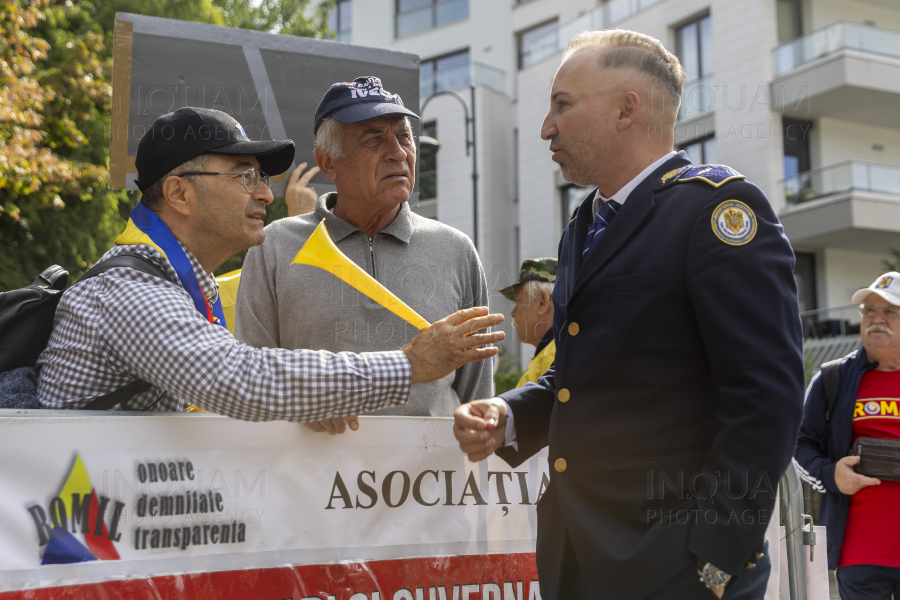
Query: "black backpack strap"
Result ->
[[818, 358, 843, 453], [80, 254, 175, 285], [33, 265, 69, 290], [80, 380, 154, 411], [76, 253, 173, 411]]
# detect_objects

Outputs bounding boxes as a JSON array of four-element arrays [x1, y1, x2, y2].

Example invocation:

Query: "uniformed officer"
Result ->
[[453, 30, 804, 600]]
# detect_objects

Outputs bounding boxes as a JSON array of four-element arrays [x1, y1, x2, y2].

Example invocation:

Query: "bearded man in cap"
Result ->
[[235, 76, 494, 435], [498, 259, 557, 388], [38, 107, 504, 417], [796, 272, 900, 599]]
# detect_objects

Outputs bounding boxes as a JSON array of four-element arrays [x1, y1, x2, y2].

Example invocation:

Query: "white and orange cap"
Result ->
[[852, 272, 900, 306]]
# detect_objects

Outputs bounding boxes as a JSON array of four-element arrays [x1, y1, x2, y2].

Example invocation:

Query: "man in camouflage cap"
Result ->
[[499, 258, 558, 388]]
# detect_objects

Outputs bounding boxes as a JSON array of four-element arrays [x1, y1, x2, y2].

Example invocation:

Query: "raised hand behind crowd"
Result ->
[[284, 162, 320, 217]]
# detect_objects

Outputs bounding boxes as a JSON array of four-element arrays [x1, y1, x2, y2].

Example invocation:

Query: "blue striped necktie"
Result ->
[[582, 199, 622, 259]]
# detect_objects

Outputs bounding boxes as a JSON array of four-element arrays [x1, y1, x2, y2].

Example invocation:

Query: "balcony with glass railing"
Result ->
[[800, 304, 861, 378], [420, 61, 506, 99], [396, 0, 468, 39], [776, 21, 900, 76], [771, 21, 900, 127], [783, 161, 900, 207]]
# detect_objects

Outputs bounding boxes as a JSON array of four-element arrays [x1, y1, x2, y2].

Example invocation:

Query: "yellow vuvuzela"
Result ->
[[291, 220, 430, 330]]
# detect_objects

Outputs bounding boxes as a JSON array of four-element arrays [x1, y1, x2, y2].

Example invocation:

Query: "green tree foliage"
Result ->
[[0, 0, 109, 289], [0, 0, 332, 291], [214, 0, 331, 37], [883, 247, 900, 273]]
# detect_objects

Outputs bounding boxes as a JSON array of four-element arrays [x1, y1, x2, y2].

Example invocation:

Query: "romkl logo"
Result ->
[[26, 455, 124, 564]]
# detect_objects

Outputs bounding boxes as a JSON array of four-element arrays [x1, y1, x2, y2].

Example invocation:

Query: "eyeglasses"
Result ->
[[178, 167, 270, 193], [860, 304, 900, 320]]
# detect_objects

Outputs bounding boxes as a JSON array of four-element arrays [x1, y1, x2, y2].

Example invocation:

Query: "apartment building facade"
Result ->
[[332, 0, 900, 367]]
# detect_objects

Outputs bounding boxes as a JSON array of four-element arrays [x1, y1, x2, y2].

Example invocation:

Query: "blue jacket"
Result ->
[[496, 152, 804, 599], [795, 346, 878, 570]]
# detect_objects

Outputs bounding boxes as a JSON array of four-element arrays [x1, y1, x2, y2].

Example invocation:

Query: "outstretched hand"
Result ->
[[403, 307, 504, 385]]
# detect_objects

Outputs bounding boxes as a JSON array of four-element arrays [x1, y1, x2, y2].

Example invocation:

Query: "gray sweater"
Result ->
[[234, 193, 494, 416]]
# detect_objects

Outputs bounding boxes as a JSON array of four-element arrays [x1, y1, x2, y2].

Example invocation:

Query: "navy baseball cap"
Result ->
[[313, 76, 420, 135], [134, 107, 295, 192]]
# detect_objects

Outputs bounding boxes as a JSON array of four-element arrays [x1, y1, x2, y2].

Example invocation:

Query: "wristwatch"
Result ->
[[698, 561, 731, 589]]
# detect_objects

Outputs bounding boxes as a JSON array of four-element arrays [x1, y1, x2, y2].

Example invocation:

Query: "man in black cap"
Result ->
[[235, 77, 494, 434], [37, 107, 504, 419]]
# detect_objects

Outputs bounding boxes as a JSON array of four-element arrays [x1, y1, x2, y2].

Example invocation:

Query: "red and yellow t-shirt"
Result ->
[[838, 369, 900, 568]]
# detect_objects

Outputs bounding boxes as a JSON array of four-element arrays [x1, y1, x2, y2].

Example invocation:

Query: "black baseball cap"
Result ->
[[313, 76, 420, 135], [134, 107, 295, 192]]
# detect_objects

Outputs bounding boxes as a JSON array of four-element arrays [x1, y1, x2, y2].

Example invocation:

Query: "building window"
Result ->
[[782, 117, 813, 204], [561, 184, 594, 231], [419, 121, 437, 201], [518, 19, 558, 69], [794, 252, 817, 312], [396, 0, 469, 39], [328, 0, 352, 43], [513, 128, 519, 204], [420, 49, 469, 99], [514, 226, 520, 271], [676, 15, 713, 119], [776, 0, 803, 44], [676, 15, 713, 84], [783, 117, 812, 179], [679, 135, 716, 165]]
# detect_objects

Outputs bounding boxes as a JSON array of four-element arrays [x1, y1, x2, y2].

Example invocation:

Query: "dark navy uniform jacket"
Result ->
[[497, 152, 804, 599]]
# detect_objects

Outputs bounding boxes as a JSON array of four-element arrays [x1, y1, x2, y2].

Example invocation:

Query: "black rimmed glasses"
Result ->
[[178, 167, 271, 193]]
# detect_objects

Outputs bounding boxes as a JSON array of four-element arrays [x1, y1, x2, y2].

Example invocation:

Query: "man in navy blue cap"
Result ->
[[235, 77, 495, 434]]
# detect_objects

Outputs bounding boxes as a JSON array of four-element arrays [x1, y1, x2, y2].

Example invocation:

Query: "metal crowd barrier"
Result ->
[[780, 459, 817, 600]]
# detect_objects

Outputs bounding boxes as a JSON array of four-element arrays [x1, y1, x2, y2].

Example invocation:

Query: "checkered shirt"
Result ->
[[36, 243, 411, 420]]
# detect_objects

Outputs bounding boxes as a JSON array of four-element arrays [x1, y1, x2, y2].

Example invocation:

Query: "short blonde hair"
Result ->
[[563, 29, 686, 121]]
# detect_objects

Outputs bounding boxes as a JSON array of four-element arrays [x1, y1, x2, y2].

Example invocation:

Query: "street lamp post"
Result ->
[[420, 84, 479, 251]]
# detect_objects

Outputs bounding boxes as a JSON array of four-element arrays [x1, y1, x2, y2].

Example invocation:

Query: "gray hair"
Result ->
[[563, 29, 686, 122], [314, 116, 415, 160], [140, 154, 210, 211], [521, 280, 555, 303], [315, 117, 346, 159]]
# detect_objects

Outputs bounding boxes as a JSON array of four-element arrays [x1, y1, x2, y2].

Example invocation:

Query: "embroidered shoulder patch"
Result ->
[[712, 200, 757, 246], [659, 166, 689, 185], [672, 164, 745, 188]]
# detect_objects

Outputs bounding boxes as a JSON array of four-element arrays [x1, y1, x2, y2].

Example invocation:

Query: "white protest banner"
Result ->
[[0, 413, 547, 599]]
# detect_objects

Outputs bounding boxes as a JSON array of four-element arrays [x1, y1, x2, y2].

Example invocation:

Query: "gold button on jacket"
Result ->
[[554, 458, 567, 472], [568, 322, 580, 336], [558, 388, 570, 403]]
